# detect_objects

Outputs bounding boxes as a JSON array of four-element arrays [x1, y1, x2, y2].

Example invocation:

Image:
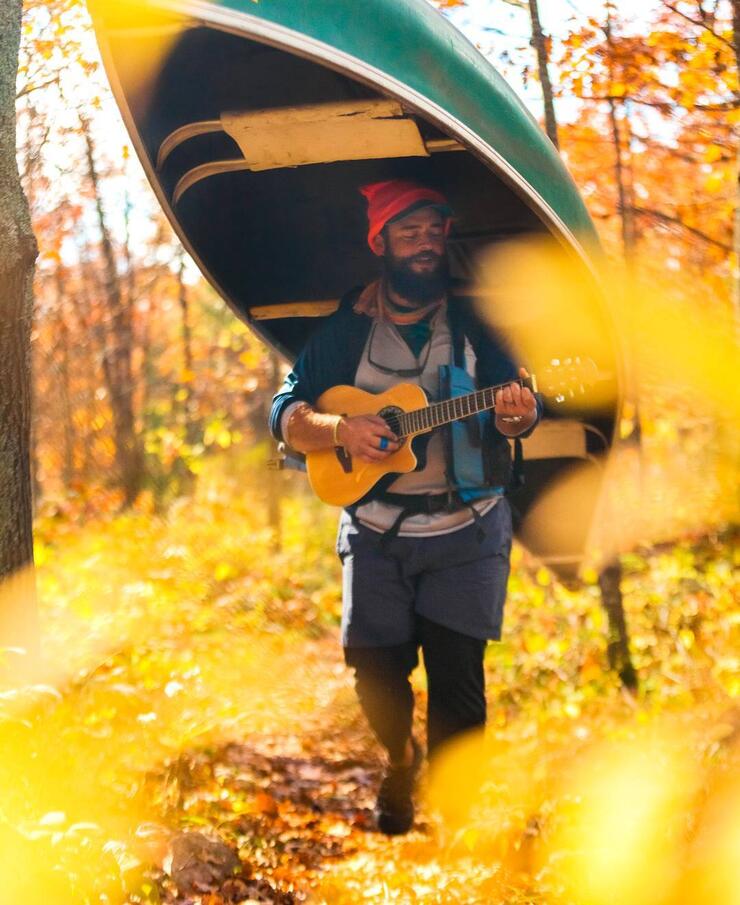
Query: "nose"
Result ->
[[416, 228, 441, 250]]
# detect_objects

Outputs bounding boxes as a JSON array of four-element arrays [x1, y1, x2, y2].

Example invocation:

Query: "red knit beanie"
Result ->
[[360, 180, 451, 254]]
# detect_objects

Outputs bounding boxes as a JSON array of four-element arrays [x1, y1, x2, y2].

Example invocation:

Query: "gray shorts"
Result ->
[[336, 498, 513, 647]]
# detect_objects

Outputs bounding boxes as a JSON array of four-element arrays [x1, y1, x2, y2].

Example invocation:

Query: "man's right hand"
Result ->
[[337, 415, 401, 463]]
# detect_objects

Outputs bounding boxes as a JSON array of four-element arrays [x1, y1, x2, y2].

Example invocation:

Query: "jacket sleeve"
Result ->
[[268, 308, 363, 443]]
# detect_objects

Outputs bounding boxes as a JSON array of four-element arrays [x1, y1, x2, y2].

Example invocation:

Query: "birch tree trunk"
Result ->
[[0, 0, 39, 659]]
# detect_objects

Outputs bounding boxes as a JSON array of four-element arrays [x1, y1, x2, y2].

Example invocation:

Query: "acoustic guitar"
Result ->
[[305, 358, 598, 506]]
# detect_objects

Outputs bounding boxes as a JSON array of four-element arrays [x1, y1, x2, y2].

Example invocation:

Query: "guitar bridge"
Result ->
[[334, 446, 353, 473]]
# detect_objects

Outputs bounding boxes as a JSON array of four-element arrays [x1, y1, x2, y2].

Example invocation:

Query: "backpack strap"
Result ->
[[451, 314, 467, 370], [510, 435, 524, 490]]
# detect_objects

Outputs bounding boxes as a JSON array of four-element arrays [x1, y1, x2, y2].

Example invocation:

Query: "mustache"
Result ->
[[407, 251, 442, 264]]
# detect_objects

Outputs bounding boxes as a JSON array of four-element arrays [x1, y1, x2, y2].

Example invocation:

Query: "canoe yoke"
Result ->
[[156, 99, 465, 205]]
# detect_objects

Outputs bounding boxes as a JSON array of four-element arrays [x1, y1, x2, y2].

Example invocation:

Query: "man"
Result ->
[[270, 179, 540, 835]]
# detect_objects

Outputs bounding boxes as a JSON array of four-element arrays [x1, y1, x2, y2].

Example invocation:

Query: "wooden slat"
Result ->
[[249, 300, 340, 320]]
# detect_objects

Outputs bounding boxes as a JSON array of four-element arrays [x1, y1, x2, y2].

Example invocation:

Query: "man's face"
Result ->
[[376, 206, 450, 304]]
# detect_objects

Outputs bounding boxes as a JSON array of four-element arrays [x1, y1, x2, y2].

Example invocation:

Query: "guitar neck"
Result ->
[[390, 376, 535, 438]]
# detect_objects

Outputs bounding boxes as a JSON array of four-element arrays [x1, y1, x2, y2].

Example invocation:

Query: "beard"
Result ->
[[384, 249, 450, 305]]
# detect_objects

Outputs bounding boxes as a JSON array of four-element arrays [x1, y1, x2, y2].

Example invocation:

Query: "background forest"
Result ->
[[1, 0, 738, 903]]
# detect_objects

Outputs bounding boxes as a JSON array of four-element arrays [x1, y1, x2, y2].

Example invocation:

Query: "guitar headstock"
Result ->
[[535, 356, 601, 403]]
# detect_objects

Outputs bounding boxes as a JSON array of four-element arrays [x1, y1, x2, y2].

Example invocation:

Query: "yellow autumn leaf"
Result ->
[[214, 562, 236, 582], [581, 566, 599, 584], [704, 145, 725, 163], [216, 429, 232, 449], [704, 171, 726, 193], [524, 633, 548, 654]]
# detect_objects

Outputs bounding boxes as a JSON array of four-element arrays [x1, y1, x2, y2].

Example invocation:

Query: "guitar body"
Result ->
[[307, 383, 429, 506]]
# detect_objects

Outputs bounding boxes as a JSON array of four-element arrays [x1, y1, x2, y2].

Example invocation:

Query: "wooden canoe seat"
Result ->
[[516, 418, 607, 462]]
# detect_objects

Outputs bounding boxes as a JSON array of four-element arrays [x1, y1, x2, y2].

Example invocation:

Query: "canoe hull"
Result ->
[[90, 0, 625, 579]]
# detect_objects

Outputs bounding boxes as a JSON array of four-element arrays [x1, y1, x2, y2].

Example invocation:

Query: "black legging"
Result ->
[[345, 615, 487, 762]]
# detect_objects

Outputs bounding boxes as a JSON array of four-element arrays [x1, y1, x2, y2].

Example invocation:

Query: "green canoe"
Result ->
[[91, 0, 622, 580]]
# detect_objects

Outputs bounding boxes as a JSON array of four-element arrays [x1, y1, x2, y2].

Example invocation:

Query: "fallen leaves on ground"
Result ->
[[0, 474, 737, 903]]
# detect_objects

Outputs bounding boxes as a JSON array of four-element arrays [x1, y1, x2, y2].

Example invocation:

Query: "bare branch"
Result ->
[[633, 205, 732, 251], [16, 73, 60, 101], [660, 1, 735, 49], [582, 95, 738, 114]]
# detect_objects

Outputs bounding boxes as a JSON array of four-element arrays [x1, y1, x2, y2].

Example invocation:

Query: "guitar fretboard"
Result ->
[[385, 378, 528, 438]]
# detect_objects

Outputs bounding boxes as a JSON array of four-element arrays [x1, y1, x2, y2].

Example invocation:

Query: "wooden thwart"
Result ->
[[249, 300, 340, 320]]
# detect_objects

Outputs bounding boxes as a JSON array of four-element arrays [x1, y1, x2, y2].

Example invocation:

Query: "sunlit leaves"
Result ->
[[476, 235, 739, 556], [2, 457, 738, 903]]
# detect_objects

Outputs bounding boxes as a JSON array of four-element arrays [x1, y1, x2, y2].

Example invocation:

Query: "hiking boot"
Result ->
[[376, 738, 423, 835]]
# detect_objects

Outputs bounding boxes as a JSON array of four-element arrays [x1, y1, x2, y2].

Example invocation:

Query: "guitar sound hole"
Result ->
[[378, 405, 404, 436]]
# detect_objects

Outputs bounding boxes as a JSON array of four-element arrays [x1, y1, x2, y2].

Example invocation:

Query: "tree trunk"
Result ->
[[528, 0, 559, 149], [177, 254, 200, 449], [604, 6, 636, 262], [0, 0, 39, 662], [171, 254, 202, 497], [81, 116, 144, 507], [138, 288, 154, 425], [732, 141, 740, 333], [732, 0, 740, 333], [265, 350, 282, 553], [54, 267, 76, 491], [77, 260, 106, 482], [598, 559, 638, 690], [590, 5, 638, 690]]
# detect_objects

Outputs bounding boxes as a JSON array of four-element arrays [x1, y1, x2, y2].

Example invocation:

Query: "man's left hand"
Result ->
[[494, 367, 537, 436]]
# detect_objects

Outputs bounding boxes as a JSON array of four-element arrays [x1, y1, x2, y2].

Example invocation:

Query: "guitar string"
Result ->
[[388, 378, 526, 439]]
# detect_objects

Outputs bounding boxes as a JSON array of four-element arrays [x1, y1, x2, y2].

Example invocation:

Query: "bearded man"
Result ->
[[269, 179, 540, 835]]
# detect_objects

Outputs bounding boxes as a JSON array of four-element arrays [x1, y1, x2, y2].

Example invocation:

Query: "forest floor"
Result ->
[[2, 469, 738, 904]]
